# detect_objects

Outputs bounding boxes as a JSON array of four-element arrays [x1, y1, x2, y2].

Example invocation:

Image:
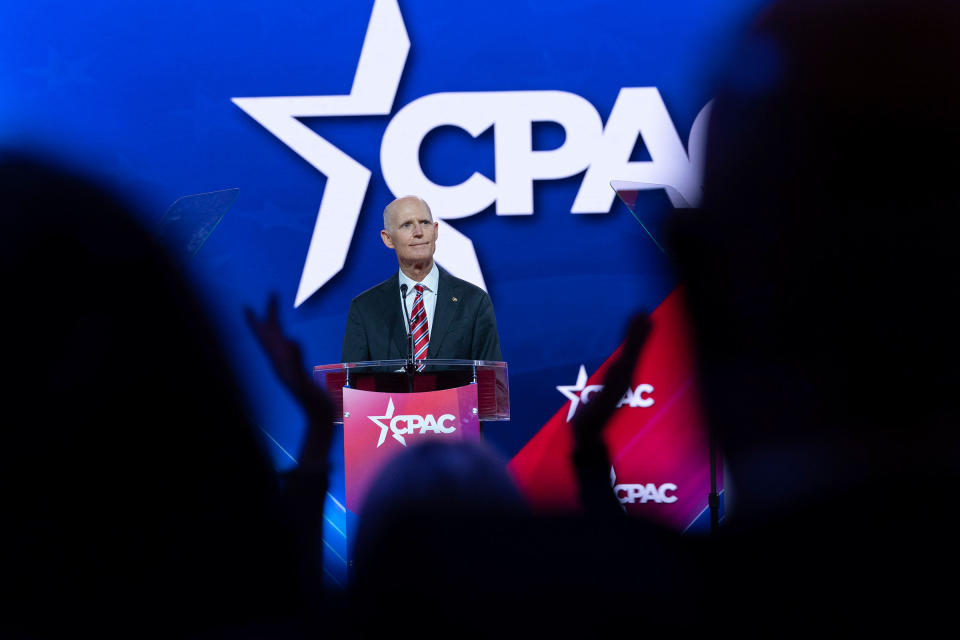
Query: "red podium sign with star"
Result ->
[[342, 385, 481, 514]]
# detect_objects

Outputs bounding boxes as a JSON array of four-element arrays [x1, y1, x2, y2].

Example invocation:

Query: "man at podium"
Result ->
[[341, 195, 502, 364]]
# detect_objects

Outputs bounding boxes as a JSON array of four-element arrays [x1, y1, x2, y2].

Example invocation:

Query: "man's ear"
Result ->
[[381, 229, 395, 249]]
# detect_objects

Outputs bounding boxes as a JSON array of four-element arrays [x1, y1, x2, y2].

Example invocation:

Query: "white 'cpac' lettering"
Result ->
[[580, 384, 655, 408], [382, 89, 711, 220], [389, 414, 457, 436], [614, 482, 678, 504], [234, 0, 715, 306]]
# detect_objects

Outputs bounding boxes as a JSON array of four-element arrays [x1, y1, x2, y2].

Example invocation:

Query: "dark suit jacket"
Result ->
[[341, 267, 502, 363]]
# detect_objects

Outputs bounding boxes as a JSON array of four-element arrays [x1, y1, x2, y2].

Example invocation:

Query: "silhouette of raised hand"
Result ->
[[571, 313, 652, 516], [245, 295, 338, 598], [244, 295, 334, 469], [572, 313, 652, 444]]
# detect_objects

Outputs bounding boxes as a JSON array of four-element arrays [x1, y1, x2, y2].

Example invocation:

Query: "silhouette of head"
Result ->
[[350, 440, 526, 628], [0, 153, 296, 632], [670, 0, 960, 507]]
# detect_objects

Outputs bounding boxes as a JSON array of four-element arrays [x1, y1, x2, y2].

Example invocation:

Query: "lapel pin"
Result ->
[[452, 296, 458, 302]]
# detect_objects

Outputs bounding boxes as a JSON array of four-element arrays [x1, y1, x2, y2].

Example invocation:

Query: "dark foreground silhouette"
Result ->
[[0, 154, 336, 638], [3, 0, 958, 635]]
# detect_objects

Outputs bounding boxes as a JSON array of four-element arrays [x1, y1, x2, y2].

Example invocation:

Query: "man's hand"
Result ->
[[244, 295, 334, 468], [245, 296, 309, 397], [571, 313, 652, 517], [572, 313, 653, 445]]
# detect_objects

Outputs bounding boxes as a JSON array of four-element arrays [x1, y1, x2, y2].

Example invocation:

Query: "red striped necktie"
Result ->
[[410, 284, 429, 371]]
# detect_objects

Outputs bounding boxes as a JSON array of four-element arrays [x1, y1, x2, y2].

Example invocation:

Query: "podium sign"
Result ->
[[342, 384, 481, 513]]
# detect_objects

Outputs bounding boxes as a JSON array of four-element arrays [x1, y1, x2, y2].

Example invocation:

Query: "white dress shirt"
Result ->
[[398, 262, 439, 341]]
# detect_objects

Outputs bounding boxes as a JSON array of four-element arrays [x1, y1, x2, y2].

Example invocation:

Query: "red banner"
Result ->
[[509, 287, 721, 531], [342, 385, 482, 513]]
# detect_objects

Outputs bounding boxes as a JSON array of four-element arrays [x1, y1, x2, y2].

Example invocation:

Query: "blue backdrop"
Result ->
[[1, 0, 767, 585]]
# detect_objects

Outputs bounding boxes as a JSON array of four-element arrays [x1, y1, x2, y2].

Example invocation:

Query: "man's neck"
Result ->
[[399, 259, 434, 283]]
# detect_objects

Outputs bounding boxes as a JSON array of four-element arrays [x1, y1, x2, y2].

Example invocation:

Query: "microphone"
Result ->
[[399, 283, 414, 366]]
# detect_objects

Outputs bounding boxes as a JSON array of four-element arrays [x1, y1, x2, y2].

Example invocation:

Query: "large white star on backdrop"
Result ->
[[232, 0, 487, 307]]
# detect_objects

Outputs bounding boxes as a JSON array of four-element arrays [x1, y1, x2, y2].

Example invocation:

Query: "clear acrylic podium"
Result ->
[[313, 359, 510, 423]]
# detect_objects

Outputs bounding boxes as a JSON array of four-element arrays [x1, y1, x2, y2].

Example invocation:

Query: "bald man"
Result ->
[[341, 196, 502, 363]]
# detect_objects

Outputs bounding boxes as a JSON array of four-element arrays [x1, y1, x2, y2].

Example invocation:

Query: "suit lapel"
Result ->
[[383, 273, 409, 359], [428, 268, 459, 359]]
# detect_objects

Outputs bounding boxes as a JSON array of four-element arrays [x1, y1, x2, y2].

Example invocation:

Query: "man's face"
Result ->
[[381, 199, 438, 266]]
